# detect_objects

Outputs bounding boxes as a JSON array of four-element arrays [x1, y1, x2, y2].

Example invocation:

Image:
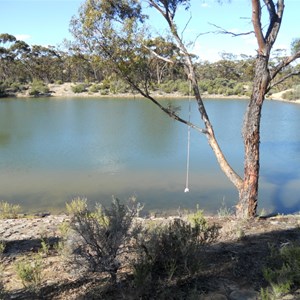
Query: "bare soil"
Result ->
[[14, 83, 300, 103], [0, 214, 299, 299]]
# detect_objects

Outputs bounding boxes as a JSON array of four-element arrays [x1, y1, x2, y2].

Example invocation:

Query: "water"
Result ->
[[0, 97, 299, 215]]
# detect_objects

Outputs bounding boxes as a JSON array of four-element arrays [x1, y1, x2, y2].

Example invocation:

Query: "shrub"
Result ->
[[262, 244, 300, 297], [0, 84, 6, 97], [100, 79, 111, 90], [0, 201, 21, 219], [29, 80, 50, 96], [71, 83, 87, 93], [67, 196, 142, 284], [282, 90, 295, 101], [133, 216, 219, 294], [217, 198, 233, 217], [15, 254, 43, 291], [282, 85, 300, 101], [0, 242, 6, 297], [89, 84, 101, 93], [178, 81, 190, 95], [295, 85, 300, 99]]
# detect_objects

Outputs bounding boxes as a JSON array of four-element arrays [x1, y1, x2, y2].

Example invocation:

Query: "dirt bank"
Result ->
[[14, 82, 299, 103], [1, 213, 300, 299]]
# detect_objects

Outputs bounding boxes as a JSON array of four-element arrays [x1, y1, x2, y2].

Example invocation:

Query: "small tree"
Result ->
[[67, 197, 142, 284]]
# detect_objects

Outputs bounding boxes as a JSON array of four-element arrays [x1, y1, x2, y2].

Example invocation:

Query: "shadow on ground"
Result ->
[[3, 222, 300, 299]]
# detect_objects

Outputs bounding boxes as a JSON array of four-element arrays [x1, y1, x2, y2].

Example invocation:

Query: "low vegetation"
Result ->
[[282, 85, 300, 101], [28, 80, 50, 96], [0, 199, 299, 299], [0, 201, 21, 219], [261, 244, 300, 299]]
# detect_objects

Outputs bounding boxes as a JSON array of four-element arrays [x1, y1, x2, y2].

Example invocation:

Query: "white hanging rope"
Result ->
[[184, 81, 192, 193]]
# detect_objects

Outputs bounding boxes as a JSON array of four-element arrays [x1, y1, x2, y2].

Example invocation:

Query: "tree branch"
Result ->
[[270, 51, 300, 81], [143, 45, 174, 64], [265, 0, 284, 48], [208, 23, 254, 37], [252, 0, 266, 55], [268, 71, 300, 92]]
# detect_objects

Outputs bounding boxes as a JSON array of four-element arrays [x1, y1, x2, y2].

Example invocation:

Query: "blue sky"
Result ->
[[0, 0, 299, 61]]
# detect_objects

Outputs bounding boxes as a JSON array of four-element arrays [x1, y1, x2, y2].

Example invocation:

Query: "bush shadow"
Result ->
[[4, 221, 299, 299]]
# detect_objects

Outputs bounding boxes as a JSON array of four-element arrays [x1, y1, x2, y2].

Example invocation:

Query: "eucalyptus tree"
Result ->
[[144, 37, 185, 84], [0, 33, 30, 82], [23, 45, 64, 83], [71, 0, 300, 218]]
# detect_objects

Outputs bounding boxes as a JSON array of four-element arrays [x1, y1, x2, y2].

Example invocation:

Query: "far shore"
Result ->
[[12, 82, 300, 104]]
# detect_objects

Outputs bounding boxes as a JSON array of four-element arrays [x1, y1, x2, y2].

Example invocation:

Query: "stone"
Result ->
[[229, 289, 258, 300], [201, 293, 228, 300], [282, 294, 295, 300]]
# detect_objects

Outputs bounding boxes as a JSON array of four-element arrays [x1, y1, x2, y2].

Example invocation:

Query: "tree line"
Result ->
[[1, 33, 299, 98]]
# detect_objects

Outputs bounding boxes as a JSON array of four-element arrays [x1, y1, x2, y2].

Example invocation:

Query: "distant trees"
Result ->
[[0, 32, 299, 98]]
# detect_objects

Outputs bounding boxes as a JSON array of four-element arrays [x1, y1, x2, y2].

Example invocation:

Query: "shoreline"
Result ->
[[9, 82, 299, 104]]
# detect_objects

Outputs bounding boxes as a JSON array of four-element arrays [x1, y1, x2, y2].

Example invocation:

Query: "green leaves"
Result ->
[[291, 38, 300, 56]]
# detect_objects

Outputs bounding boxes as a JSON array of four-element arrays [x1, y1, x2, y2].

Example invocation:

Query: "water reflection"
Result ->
[[0, 98, 299, 214]]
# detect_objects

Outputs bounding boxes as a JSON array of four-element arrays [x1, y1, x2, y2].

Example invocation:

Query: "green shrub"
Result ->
[[0, 201, 21, 219], [100, 89, 109, 95], [71, 83, 87, 93], [8, 82, 23, 93], [15, 254, 43, 291], [100, 79, 111, 90], [295, 85, 300, 99], [0, 242, 6, 297], [29, 80, 50, 96], [217, 199, 233, 217], [262, 244, 300, 297], [0, 83, 7, 97], [89, 84, 101, 93], [54, 220, 71, 258], [282, 90, 295, 101], [282, 85, 300, 100], [67, 196, 142, 284], [178, 81, 190, 95], [133, 216, 219, 294]]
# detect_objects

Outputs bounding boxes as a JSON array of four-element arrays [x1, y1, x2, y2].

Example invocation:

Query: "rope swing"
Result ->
[[184, 80, 192, 193]]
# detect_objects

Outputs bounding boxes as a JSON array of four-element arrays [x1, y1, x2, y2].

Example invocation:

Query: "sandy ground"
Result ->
[[1, 213, 300, 299], [16, 83, 300, 104]]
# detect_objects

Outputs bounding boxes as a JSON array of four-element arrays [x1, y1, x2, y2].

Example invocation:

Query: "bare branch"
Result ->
[[119, 69, 207, 134], [270, 51, 300, 81], [208, 23, 254, 37], [143, 45, 174, 64], [181, 12, 192, 41], [268, 70, 300, 91]]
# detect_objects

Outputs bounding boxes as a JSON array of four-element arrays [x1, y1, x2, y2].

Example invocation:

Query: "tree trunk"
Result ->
[[236, 55, 270, 218]]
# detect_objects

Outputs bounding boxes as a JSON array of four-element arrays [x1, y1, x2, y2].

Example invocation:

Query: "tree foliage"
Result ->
[[67, 0, 300, 219]]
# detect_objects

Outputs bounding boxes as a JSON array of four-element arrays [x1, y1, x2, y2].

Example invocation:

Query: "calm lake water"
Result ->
[[0, 97, 300, 215]]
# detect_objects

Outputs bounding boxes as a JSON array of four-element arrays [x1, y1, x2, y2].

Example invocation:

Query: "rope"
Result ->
[[184, 81, 192, 193]]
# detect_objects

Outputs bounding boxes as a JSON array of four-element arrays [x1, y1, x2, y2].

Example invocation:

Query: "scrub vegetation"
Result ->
[[0, 199, 299, 299]]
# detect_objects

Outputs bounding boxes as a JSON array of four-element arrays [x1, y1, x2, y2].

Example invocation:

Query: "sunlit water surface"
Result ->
[[0, 97, 299, 215]]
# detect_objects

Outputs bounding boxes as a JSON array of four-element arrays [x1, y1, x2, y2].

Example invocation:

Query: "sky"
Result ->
[[0, 0, 299, 62]]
